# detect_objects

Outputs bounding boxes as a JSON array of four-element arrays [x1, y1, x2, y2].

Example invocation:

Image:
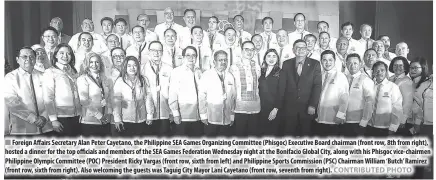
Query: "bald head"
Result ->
[[164, 7, 175, 22], [336, 36, 349, 54], [395, 42, 409, 58], [276, 29, 288, 46]]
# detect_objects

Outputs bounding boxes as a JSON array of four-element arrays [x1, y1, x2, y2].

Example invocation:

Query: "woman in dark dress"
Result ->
[[258, 49, 281, 137]]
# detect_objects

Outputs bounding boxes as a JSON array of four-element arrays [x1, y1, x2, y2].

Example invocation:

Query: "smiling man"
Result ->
[[288, 13, 312, 47], [178, 9, 210, 49], [273, 29, 295, 67], [40, 17, 71, 46], [69, 18, 108, 54], [154, 7, 183, 43]]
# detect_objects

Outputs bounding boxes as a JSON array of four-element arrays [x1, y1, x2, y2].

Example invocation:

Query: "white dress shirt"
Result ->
[[260, 31, 278, 50], [205, 31, 226, 51], [178, 27, 210, 50], [162, 45, 184, 68], [69, 32, 108, 54], [271, 44, 295, 67], [346, 71, 375, 124], [288, 30, 311, 47], [154, 22, 183, 44], [126, 41, 149, 65]]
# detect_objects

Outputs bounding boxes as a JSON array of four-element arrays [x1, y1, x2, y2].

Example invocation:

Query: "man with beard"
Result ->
[[233, 15, 252, 48], [40, 17, 71, 45], [179, 9, 210, 49], [126, 25, 149, 65], [288, 13, 312, 47], [154, 7, 183, 43], [161, 28, 183, 68], [273, 29, 294, 67], [69, 19, 108, 54]]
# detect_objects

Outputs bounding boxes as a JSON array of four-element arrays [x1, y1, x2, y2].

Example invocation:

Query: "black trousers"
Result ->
[[204, 123, 233, 137], [340, 123, 365, 137], [173, 121, 204, 137], [395, 123, 414, 136], [283, 112, 315, 137], [314, 122, 340, 137], [120, 121, 148, 137], [233, 113, 258, 137], [80, 124, 110, 137], [365, 126, 389, 137], [148, 119, 171, 137], [56, 116, 81, 137], [259, 108, 281, 137]]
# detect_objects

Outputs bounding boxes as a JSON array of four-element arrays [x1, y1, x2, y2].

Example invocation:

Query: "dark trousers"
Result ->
[[204, 123, 233, 137], [340, 123, 365, 137], [365, 126, 389, 137], [110, 124, 122, 137], [233, 113, 258, 137], [395, 123, 414, 136], [259, 109, 281, 137], [173, 121, 204, 137], [148, 119, 171, 137], [120, 121, 148, 137], [81, 124, 110, 137], [283, 112, 315, 137], [314, 122, 340, 137], [56, 116, 81, 137]]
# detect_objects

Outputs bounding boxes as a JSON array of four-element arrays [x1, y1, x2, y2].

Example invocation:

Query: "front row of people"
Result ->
[[4, 40, 432, 140]]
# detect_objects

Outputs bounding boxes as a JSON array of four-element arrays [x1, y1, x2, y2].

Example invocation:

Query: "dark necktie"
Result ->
[[322, 72, 330, 91], [198, 46, 202, 70], [366, 39, 369, 50], [229, 48, 233, 66], [257, 53, 261, 66], [267, 34, 271, 50], [171, 48, 176, 68], [279, 48, 283, 60], [120, 37, 124, 49], [29, 73, 42, 132], [239, 31, 243, 48], [138, 43, 146, 62], [300, 33, 304, 40], [209, 33, 214, 50], [152, 64, 160, 118]]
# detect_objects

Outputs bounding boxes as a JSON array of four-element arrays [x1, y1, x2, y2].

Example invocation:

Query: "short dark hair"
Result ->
[[320, 50, 335, 60], [293, 39, 306, 48], [341, 22, 354, 30], [52, 43, 77, 74], [317, 21, 329, 28], [114, 18, 127, 26], [100, 17, 114, 26], [372, 61, 388, 73], [164, 28, 177, 36], [233, 15, 244, 22], [224, 27, 236, 34], [106, 34, 119, 42], [319, 31, 330, 39], [190, 26, 203, 35], [110, 47, 126, 57], [411, 57, 431, 89], [41, 26, 59, 36], [304, 34, 317, 42], [241, 41, 254, 50], [251, 34, 262, 42], [214, 50, 228, 62], [210, 16, 219, 23], [377, 35, 389, 40], [364, 48, 377, 55], [389, 56, 410, 75], [78, 32, 93, 41], [262, 17, 274, 25], [293, 13, 306, 21], [148, 40, 163, 50], [16, 46, 36, 59], [131, 25, 145, 33], [184, 9, 196, 16], [182, 46, 197, 57], [346, 53, 361, 63]]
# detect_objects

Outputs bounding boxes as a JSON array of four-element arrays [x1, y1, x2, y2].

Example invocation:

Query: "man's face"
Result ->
[[317, 22, 328, 33], [336, 38, 349, 54], [42, 30, 59, 47], [346, 57, 361, 75], [184, 48, 197, 65], [81, 19, 94, 32], [149, 43, 163, 63], [164, 30, 177, 46], [276, 30, 288, 46], [321, 54, 335, 71], [225, 29, 236, 46], [183, 11, 196, 28], [293, 42, 308, 57], [252, 36, 263, 50], [106, 35, 120, 50], [191, 28, 203, 43], [242, 43, 255, 59], [111, 49, 125, 67], [234, 16, 244, 31], [79, 34, 93, 50], [373, 41, 385, 56], [50, 18, 63, 32], [395, 43, 409, 58], [373, 64, 387, 83], [115, 22, 126, 34], [341, 25, 353, 38], [132, 27, 145, 42], [137, 15, 150, 29], [393, 60, 405, 76], [263, 19, 273, 32], [364, 50, 377, 67], [319, 33, 330, 48], [214, 54, 228, 72], [17, 49, 36, 72], [164, 9, 174, 22], [380, 36, 391, 48], [102, 20, 113, 34], [35, 48, 47, 64], [360, 25, 372, 39], [305, 36, 317, 51], [208, 18, 218, 31], [294, 14, 305, 30]]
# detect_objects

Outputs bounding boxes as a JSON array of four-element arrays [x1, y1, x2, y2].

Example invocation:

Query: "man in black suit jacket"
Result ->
[[40, 17, 71, 46], [269, 39, 322, 136]]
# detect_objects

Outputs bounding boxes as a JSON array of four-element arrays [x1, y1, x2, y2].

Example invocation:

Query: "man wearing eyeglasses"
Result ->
[[40, 17, 71, 46], [190, 26, 212, 72], [178, 9, 210, 50], [126, 25, 149, 65], [288, 13, 312, 47], [41, 27, 59, 62], [154, 7, 183, 44], [229, 41, 261, 137], [101, 34, 121, 72], [270, 39, 322, 137], [137, 14, 159, 44], [69, 19, 108, 54], [142, 41, 173, 137], [5, 47, 54, 136]]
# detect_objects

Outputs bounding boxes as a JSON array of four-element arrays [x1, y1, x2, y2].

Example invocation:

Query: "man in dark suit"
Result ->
[[268, 39, 322, 137], [40, 17, 71, 46]]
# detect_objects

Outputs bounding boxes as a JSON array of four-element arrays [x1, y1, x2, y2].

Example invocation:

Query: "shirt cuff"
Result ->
[[389, 124, 399, 132], [230, 115, 235, 122], [27, 113, 37, 124], [95, 112, 103, 120], [200, 114, 207, 120], [359, 119, 369, 127], [147, 114, 153, 120], [415, 119, 423, 125], [336, 111, 346, 119], [49, 115, 58, 122], [172, 110, 180, 117]]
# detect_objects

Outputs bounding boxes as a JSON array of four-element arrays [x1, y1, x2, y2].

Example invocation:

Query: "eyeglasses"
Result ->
[[410, 67, 422, 70], [296, 47, 307, 51], [112, 55, 125, 59], [243, 48, 255, 53], [185, 54, 197, 59], [20, 55, 35, 60], [149, 49, 162, 54]]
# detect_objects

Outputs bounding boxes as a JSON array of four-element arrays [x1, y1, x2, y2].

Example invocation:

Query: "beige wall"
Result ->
[[92, 1, 339, 36]]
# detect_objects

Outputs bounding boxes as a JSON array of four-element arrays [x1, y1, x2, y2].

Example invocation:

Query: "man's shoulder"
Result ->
[[5, 69, 19, 80]]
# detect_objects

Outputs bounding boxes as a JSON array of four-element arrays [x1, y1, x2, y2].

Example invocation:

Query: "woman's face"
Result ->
[[56, 47, 71, 65], [265, 52, 278, 66], [409, 62, 423, 78], [126, 60, 137, 76], [392, 60, 405, 76]]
